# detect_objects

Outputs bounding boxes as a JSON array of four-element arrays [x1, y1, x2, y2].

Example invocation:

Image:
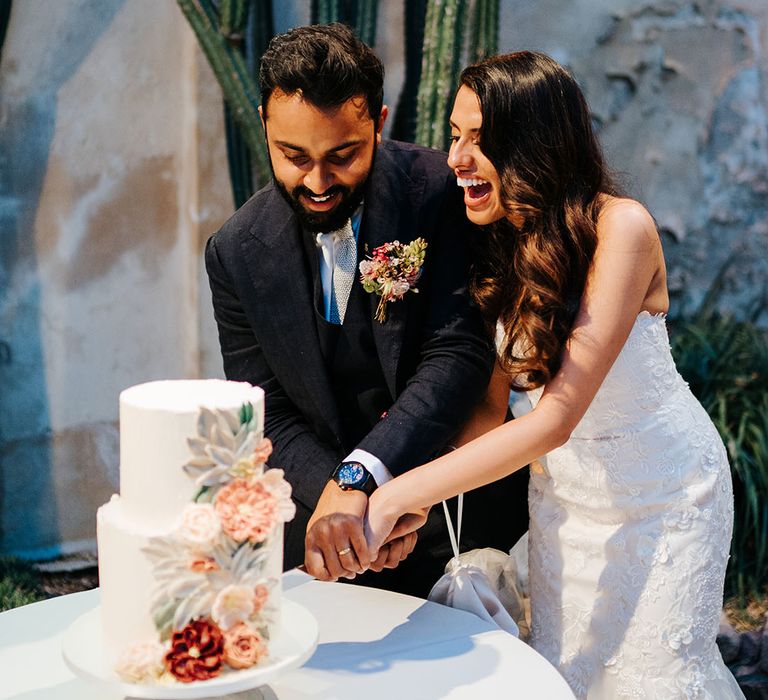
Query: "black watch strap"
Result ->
[[330, 461, 377, 496]]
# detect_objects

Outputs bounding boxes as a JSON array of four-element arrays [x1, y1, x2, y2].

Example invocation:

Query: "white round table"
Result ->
[[0, 570, 575, 699]]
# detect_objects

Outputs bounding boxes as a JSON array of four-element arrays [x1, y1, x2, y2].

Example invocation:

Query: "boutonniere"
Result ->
[[359, 238, 428, 323]]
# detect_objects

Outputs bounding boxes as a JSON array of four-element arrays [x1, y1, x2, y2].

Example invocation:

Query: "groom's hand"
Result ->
[[304, 481, 371, 581], [368, 531, 418, 572]]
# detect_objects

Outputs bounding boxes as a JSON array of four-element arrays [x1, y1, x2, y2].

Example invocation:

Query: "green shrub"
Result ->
[[670, 315, 768, 601], [0, 558, 43, 612]]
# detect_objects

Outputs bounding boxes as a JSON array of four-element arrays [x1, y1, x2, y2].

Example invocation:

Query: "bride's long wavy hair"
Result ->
[[460, 52, 618, 389]]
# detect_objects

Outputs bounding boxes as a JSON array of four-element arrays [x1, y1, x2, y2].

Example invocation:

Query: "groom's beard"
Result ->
[[269, 149, 376, 234]]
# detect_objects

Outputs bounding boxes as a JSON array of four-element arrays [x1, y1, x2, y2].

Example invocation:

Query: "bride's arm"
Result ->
[[452, 361, 512, 447], [366, 200, 664, 549]]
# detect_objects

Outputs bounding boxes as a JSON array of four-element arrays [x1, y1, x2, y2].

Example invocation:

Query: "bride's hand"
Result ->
[[364, 485, 430, 555], [364, 488, 398, 555]]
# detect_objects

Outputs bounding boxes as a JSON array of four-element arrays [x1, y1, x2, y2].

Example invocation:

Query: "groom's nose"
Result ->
[[304, 162, 333, 193]]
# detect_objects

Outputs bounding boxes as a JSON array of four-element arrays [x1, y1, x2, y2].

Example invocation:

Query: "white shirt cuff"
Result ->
[[345, 449, 393, 487]]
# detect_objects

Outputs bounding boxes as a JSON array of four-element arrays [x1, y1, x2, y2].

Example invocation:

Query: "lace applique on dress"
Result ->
[[510, 312, 743, 699]]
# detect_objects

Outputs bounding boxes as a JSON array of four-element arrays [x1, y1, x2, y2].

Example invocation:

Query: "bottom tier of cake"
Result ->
[[97, 495, 283, 681]]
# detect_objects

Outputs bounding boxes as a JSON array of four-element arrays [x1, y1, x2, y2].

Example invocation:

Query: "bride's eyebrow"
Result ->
[[449, 119, 480, 134]]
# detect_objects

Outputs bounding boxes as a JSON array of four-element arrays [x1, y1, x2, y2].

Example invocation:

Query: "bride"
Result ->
[[364, 51, 744, 699]]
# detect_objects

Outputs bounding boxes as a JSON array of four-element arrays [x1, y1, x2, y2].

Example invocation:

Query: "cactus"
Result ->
[[468, 0, 499, 63], [414, 0, 468, 151], [391, 0, 428, 142], [177, 0, 272, 199], [354, 0, 378, 47], [311, 0, 341, 25], [311, 0, 378, 46], [223, 0, 274, 206], [0, 0, 11, 60]]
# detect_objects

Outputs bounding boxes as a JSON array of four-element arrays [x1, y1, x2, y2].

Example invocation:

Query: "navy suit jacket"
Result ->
[[206, 141, 520, 576]]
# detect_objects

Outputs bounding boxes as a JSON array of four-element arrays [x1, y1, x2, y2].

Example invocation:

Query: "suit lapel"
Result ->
[[240, 190, 343, 440], [361, 147, 427, 398]]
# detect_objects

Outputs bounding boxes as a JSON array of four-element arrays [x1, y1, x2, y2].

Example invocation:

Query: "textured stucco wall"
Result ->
[[497, 0, 768, 320], [1, 1, 765, 557], [0, 1, 231, 556]]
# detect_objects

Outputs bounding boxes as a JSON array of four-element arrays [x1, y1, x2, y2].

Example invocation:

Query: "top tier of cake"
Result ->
[[118, 379, 264, 530]]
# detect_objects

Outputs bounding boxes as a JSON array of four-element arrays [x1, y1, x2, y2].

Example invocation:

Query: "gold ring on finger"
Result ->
[[337, 547, 352, 556]]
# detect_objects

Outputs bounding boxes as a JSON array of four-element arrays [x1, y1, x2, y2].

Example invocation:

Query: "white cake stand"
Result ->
[[62, 600, 318, 700]]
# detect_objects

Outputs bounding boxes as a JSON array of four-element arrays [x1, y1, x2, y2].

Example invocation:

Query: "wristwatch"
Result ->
[[330, 461, 377, 496]]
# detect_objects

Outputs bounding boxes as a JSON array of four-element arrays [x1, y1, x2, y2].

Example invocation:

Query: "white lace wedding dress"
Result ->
[[515, 311, 744, 699]]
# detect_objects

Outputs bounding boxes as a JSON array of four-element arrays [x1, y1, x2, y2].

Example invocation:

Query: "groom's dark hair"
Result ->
[[259, 23, 384, 121]]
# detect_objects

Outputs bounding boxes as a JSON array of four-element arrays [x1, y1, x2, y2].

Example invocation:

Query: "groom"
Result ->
[[205, 23, 527, 596]]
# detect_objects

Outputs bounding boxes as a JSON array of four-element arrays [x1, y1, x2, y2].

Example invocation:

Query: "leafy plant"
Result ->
[[670, 315, 768, 601], [0, 558, 43, 612]]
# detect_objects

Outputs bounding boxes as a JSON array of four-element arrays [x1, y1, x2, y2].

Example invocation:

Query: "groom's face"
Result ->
[[261, 89, 387, 233]]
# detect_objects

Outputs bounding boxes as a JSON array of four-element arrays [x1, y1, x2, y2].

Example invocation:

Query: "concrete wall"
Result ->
[[0, 0, 765, 557], [0, 1, 231, 557], [496, 0, 768, 319]]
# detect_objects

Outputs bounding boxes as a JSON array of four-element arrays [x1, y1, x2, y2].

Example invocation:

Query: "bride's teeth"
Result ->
[[457, 177, 487, 188]]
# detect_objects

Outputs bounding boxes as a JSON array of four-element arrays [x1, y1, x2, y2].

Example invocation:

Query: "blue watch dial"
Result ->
[[338, 463, 365, 485]]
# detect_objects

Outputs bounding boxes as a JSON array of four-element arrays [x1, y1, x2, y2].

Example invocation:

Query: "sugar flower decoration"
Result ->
[[223, 622, 268, 669], [211, 584, 256, 630], [165, 618, 224, 683], [114, 641, 167, 683], [215, 478, 279, 544], [176, 503, 221, 549]]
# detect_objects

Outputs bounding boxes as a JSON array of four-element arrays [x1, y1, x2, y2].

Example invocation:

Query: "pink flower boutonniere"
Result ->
[[359, 238, 427, 323]]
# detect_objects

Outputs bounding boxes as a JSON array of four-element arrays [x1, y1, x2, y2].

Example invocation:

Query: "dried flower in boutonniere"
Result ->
[[359, 238, 427, 323]]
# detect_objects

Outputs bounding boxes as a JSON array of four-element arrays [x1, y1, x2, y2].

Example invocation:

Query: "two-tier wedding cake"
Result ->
[[96, 379, 294, 684]]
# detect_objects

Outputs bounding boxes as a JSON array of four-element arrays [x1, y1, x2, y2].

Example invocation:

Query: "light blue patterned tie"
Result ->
[[329, 219, 356, 325]]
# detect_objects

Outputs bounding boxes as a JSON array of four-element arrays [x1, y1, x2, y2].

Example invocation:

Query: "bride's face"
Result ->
[[448, 85, 506, 226]]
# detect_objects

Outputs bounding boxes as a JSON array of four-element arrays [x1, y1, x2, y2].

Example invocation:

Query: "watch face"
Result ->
[[338, 463, 365, 485]]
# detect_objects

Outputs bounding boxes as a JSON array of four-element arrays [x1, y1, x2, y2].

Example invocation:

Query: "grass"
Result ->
[[0, 558, 44, 612], [724, 586, 768, 633], [670, 314, 768, 603]]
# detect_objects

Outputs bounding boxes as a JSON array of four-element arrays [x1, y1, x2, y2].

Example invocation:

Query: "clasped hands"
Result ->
[[304, 481, 428, 581]]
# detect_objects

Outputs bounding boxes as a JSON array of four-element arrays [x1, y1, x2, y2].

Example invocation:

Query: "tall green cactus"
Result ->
[[468, 0, 499, 63], [390, 0, 427, 143], [222, 0, 273, 207], [354, 0, 378, 47], [177, 0, 271, 198], [310, 0, 378, 47], [414, 0, 468, 151], [0, 0, 11, 59], [311, 0, 341, 26]]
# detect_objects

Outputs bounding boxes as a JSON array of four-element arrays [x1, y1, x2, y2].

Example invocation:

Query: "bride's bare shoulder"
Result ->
[[595, 196, 659, 252]]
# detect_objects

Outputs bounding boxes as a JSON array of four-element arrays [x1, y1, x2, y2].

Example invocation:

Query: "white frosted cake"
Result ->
[[97, 379, 294, 684]]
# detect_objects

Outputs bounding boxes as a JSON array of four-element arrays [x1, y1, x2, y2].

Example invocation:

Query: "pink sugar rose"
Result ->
[[176, 503, 221, 548], [223, 622, 267, 670], [251, 437, 273, 466], [214, 478, 278, 543], [212, 584, 255, 630], [253, 584, 270, 614]]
